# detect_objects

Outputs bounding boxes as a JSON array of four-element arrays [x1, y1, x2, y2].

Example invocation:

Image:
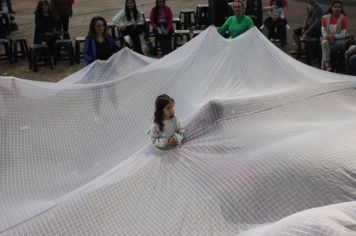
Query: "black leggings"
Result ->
[[121, 25, 144, 54]]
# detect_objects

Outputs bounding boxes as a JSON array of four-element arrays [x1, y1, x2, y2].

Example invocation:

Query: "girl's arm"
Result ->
[[333, 17, 348, 39], [173, 119, 184, 145], [147, 122, 168, 148], [149, 8, 159, 30], [165, 6, 173, 32], [112, 9, 125, 28]]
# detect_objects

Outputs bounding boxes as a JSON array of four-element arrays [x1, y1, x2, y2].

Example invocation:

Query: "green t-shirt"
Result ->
[[217, 15, 254, 39]]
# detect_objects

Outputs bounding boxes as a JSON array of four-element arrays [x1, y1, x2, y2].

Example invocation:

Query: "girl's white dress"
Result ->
[[147, 116, 184, 150]]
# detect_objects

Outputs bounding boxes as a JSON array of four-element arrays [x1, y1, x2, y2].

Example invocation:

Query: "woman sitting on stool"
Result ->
[[112, 0, 145, 54]]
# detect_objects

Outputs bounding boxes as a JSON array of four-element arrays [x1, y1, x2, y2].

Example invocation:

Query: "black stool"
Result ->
[[54, 39, 73, 65], [0, 38, 12, 63], [107, 22, 118, 39], [296, 37, 321, 65], [29, 44, 53, 72], [0, 12, 10, 35], [193, 30, 203, 38], [173, 30, 190, 49], [173, 17, 182, 31], [75, 36, 85, 64], [11, 37, 29, 62], [195, 4, 210, 29], [179, 9, 196, 30]]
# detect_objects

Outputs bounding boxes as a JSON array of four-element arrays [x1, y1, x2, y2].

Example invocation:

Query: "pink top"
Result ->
[[268, 0, 288, 8], [149, 5, 173, 32]]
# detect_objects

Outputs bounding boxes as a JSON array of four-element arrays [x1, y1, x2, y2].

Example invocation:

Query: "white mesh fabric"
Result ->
[[1, 27, 356, 235]]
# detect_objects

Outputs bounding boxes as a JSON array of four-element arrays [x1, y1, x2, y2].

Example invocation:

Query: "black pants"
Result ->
[[155, 31, 172, 56], [121, 25, 144, 54], [264, 17, 287, 45], [56, 15, 70, 39]]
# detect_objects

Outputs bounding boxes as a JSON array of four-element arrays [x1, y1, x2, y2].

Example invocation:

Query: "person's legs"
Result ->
[[276, 19, 287, 46], [5, 0, 14, 13], [349, 54, 356, 75], [264, 17, 275, 39], [321, 39, 331, 70], [345, 47, 356, 72], [131, 25, 144, 54], [157, 33, 171, 56], [61, 15, 70, 39]]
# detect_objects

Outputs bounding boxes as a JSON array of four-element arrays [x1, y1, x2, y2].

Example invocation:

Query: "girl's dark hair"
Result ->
[[154, 94, 174, 132], [34, 0, 51, 15], [125, 0, 139, 21], [325, 0, 346, 16], [87, 16, 109, 38], [152, 0, 165, 24]]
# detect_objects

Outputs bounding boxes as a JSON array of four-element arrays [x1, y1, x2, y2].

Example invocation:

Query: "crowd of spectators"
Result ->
[[0, 0, 355, 75]]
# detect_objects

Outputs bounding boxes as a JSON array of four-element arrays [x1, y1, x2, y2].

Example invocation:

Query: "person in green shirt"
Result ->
[[217, 0, 255, 39]]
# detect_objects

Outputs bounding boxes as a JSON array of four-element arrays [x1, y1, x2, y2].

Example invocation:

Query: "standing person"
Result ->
[[112, 0, 145, 54], [147, 94, 184, 150], [320, 0, 348, 71], [149, 0, 173, 57], [262, 0, 286, 46], [292, 0, 323, 47], [83, 16, 120, 119], [34, 0, 57, 53], [50, 0, 73, 39], [217, 0, 254, 39]]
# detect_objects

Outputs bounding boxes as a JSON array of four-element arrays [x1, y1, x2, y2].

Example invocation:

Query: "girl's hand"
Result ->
[[167, 136, 177, 145]]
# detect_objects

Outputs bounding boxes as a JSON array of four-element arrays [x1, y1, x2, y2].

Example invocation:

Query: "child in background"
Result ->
[[261, 0, 287, 46], [147, 94, 184, 150]]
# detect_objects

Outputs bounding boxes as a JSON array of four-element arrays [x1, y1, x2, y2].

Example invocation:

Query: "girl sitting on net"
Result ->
[[147, 94, 184, 150]]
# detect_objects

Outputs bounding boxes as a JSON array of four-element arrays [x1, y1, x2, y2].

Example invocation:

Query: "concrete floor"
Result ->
[[0, 0, 355, 82]]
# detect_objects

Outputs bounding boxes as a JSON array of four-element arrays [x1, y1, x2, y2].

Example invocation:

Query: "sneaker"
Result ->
[[286, 24, 290, 30], [259, 25, 265, 30]]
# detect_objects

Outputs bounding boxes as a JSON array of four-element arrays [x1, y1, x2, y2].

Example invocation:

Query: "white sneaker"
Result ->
[[259, 25, 265, 30], [286, 24, 291, 30], [124, 35, 133, 47]]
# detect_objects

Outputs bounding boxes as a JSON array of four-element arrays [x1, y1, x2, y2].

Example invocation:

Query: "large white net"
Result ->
[[1, 27, 356, 235]]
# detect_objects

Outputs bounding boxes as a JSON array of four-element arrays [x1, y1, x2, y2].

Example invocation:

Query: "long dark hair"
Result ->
[[125, 0, 138, 21], [34, 0, 51, 15], [325, 0, 346, 16], [87, 16, 109, 38], [154, 94, 174, 132], [152, 0, 165, 24]]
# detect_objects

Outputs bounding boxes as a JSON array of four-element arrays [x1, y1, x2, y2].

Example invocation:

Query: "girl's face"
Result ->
[[163, 102, 174, 119], [332, 3, 342, 15], [95, 20, 105, 36], [157, 0, 165, 8], [233, 2, 244, 15], [42, 3, 49, 12], [127, 0, 134, 10]]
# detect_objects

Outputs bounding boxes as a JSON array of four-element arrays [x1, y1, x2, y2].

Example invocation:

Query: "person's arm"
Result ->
[[83, 38, 94, 65], [147, 122, 168, 148], [333, 17, 348, 39], [149, 8, 159, 30], [173, 119, 184, 145], [112, 9, 125, 28], [321, 16, 328, 38], [165, 6, 173, 32], [305, 6, 323, 34], [217, 17, 231, 35]]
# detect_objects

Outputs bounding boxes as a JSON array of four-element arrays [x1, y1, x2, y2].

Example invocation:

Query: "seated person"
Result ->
[[149, 0, 173, 57], [345, 44, 356, 75], [34, 0, 57, 53], [320, 0, 348, 71], [262, 0, 287, 46], [292, 0, 323, 47], [112, 0, 145, 54], [217, 0, 254, 39]]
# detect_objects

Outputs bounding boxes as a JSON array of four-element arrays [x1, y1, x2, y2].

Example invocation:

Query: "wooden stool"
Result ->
[[0, 38, 12, 63], [54, 39, 73, 65], [29, 44, 53, 72], [11, 37, 29, 62], [179, 9, 196, 30], [193, 30, 203, 38], [173, 30, 190, 49], [195, 4, 210, 29], [75, 36, 85, 64], [296, 37, 321, 65]]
